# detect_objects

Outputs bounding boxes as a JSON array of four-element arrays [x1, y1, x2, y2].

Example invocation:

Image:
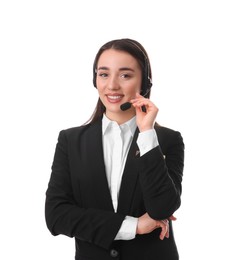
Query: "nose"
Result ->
[[107, 75, 120, 91]]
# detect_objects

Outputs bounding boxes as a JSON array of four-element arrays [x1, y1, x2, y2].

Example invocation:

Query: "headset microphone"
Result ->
[[120, 102, 132, 111]]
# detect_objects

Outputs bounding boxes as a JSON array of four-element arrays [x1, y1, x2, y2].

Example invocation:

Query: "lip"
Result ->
[[106, 93, 124, 104]]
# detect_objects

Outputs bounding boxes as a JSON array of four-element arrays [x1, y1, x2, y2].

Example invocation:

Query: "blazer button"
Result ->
[[110, 249, 119, 258]]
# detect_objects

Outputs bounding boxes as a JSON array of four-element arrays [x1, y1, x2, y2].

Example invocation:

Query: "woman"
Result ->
[[45, 38, 185, 260]]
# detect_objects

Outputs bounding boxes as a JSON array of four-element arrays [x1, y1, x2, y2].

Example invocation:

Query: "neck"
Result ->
[[105, 109, 136, 125]]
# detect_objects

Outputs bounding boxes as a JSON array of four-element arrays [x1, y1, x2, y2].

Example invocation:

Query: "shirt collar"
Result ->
[[102, 114, 137, 137]]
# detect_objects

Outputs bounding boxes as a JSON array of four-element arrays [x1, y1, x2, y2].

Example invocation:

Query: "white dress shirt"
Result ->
[[102, 114, 159, 240]]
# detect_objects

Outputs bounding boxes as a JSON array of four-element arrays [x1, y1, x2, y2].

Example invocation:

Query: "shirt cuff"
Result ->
[[114, 216, 138, 240], [137, 129, 159, 156]]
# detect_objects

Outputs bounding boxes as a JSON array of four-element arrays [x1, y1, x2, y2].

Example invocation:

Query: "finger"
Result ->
[[168, 215, 177, 221], [162, 219, 169, 225], [131, 95, 149, 104], [134, 105, 145, 114], [165, 222, 170, 238], [132, 102, 149, 114], [131, 101, 152, 112], [165, 229, 169, 238], [159, 223, 168, 240], [134, 92, 143, 99], [131, 100, 148, 107], [160, 220, 169, 239]]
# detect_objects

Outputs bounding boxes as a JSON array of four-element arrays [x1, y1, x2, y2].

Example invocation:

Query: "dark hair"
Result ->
[[86, 38, 153, 124]]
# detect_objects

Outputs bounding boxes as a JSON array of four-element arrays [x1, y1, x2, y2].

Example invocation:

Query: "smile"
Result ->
[[106, 95, 123, 103], [108, 95, 122, 100]]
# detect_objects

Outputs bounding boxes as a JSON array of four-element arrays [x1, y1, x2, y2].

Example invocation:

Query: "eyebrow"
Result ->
[[97, 66, 135, 72]]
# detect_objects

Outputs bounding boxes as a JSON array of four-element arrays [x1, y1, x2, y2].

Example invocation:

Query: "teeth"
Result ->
[[108, 96, 121, 100]]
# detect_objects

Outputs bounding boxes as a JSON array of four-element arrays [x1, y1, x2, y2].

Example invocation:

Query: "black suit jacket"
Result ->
[[45, 117, 184, 260]]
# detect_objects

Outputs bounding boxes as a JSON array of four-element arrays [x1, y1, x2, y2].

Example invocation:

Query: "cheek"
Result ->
[[96, 80, 104, 92], [127, 84, 141, 96], [96, 87, 106, 103], [96, 78, 105, 92]]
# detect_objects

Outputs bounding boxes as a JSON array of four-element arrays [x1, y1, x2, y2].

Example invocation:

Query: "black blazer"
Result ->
[[45, 117, 184, 260]]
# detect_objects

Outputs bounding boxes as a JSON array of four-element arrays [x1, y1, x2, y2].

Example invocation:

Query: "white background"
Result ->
[[1, 0, 234, 259]]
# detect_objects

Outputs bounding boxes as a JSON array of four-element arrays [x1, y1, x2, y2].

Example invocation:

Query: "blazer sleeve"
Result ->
[[45, 130, 125, 250], [137, 128, 184, 220]]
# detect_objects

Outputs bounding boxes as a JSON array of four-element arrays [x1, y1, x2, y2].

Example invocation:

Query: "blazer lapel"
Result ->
[[117, 129, 140, 214], [85, 119, 114, 211]]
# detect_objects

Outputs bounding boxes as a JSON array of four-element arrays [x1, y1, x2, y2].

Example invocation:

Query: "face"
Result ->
[[96, 49, 142, 122]]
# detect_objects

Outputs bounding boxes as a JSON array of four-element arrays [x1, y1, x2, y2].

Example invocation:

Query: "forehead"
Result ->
[[97, 49, 140, 69]]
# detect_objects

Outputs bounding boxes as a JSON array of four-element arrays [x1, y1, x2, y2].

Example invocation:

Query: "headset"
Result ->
[[125, 39, 153, 96]]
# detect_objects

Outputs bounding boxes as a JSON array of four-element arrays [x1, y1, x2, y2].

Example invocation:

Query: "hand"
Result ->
[[136, 213, 169, 240], [131, 93, 159, 132]]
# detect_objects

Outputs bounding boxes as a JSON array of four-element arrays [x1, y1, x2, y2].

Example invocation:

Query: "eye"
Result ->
[[98, 72, 108, 78], [120, 73, 131, 79]]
